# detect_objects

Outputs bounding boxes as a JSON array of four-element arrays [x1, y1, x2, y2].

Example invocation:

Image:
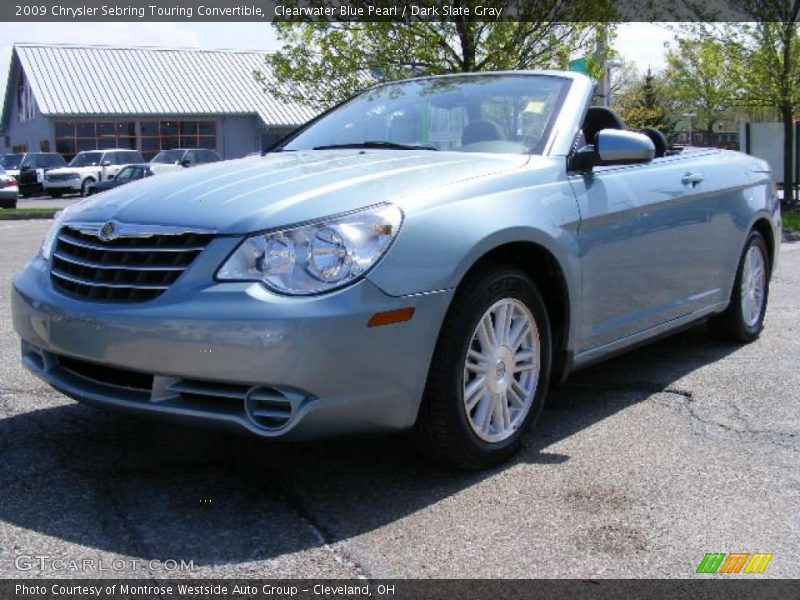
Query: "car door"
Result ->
[[28, 155, 46, 185], [97, 153, 113, 181], [18, 154, 34, 187], [569, 151, 729, 353]]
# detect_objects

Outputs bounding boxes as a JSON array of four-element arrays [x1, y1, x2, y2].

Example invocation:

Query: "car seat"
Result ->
[[462, 120, 504, 146], [582, 107, 627, 145], [636, 127, 668, 158]]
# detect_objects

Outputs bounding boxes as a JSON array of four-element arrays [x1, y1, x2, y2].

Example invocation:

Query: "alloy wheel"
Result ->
[[740, 244, 766, 328], [463, 298, 540, 443]]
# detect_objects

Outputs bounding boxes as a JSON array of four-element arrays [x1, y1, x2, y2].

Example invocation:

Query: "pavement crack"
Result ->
[[98, 480, 162, 581], [657, 389, 799, 455], [272, 480, 369, 579]]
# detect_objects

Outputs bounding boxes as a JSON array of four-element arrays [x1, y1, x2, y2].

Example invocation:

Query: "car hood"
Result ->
[[47, 166, 93, 174], [62, 150, 529, 234]]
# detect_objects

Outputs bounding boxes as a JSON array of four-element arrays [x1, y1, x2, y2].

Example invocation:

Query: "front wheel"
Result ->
[[412, 264, 552, 470], [80, 178, 95, 197], [709, 230, 770, 343]]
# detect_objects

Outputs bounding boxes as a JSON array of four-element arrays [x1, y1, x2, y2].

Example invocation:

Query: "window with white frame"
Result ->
[[17, 71, 35, 123]]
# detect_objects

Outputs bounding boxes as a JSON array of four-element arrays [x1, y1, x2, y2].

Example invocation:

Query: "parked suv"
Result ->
[[149, 148, 221, 174], [44, 149, 144, 197], [0, 152, 67, 197]]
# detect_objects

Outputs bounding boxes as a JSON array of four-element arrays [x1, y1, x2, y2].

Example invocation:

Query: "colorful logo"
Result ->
[[696, 552, 773, 574]]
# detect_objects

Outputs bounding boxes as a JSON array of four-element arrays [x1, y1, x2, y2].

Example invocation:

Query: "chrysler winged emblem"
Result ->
[[98, 221, 119, 242]]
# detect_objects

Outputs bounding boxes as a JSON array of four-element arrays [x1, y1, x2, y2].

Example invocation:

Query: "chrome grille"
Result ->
[[47, 173, 76, 181], [51, 224, 214, 302]]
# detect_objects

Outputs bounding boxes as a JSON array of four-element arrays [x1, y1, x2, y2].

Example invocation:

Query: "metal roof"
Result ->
[[4, 43, 318, 127]]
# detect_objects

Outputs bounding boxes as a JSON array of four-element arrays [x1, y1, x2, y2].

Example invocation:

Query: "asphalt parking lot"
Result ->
[[0, 219, 798, 579]]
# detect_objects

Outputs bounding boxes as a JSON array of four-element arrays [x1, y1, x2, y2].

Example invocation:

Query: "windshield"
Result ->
[[282, 74, 570, 155], [69, 152, 104, 167], [0, 154, 23, 170], [115, 166, 136, 180], [152, 150, 185, 163]]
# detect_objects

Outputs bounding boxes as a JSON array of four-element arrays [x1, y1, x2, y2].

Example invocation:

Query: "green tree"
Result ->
[[679, 2, 800, 206], [257, 3, 615, 110], [664, 37, 737, 134], [739, 19, 800, 206], [614, 68, 681, 143]]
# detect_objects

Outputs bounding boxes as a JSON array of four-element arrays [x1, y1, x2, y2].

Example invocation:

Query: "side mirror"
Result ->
[[19, 163, 30, 171], [568, 129, 655, 172], [180, 159, 191, 167], [102, 160, 112, 167], [596, 129, 654, 165], [107, 175, 115, 180]]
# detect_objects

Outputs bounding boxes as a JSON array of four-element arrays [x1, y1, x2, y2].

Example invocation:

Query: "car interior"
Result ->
[[461, 120, 504, 146], [579, 106, 671, 158]]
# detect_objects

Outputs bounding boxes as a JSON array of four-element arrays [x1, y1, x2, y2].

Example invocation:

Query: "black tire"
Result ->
[[80, 178, 95, 197], [708, 230, 770, 343], [412, 263, 552, 470], [49, 192, 63, 198]]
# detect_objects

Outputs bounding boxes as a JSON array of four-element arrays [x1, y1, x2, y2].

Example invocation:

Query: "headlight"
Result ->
[[217, 203, 403, 295]]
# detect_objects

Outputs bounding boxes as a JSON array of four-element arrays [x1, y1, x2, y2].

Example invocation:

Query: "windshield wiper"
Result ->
[[313, 141, 438, 151]]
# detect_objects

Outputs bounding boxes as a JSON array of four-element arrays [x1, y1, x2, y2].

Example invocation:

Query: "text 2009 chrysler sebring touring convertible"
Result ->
[[12, 72, 780, 469]]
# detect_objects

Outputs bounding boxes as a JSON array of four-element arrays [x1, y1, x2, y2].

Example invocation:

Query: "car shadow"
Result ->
[[0, 324, 738, 568]]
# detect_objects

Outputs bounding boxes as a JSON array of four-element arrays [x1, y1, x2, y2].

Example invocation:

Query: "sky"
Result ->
[[0, 21, 675, 70], [0, 21, 675, 111]]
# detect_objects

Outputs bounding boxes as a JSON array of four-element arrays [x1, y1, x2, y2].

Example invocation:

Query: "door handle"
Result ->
[[681, 172, 704, 186]]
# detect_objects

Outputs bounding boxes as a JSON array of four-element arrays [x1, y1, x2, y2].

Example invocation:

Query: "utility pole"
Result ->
[[594, 26, 608, 106]]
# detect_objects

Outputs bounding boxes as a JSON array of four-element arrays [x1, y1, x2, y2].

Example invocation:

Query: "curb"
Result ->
[[0, 212, 57, 221]]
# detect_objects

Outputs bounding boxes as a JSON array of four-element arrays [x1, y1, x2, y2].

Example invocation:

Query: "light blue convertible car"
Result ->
[[12, 71, 780, 469]]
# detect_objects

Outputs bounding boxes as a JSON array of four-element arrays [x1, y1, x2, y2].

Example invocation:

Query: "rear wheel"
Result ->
[[49, 191, 63, 198], [708, 230, 770, 343], [412, 264, 552, 470]]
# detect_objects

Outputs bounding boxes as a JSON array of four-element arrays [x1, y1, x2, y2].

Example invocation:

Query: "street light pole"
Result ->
[[605, 59, 622, 108]]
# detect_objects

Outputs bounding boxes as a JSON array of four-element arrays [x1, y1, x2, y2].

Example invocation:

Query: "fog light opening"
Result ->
[[243, 386, 294, 430]]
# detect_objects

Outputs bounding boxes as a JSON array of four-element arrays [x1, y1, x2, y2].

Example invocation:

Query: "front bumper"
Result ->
[[19, 182, 44, 195], [12, 254, 452, 439], [44, 180, 80, 193]]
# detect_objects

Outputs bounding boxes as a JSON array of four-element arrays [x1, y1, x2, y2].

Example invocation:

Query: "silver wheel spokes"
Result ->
[[463, 298, 540, 443], [740, 245, 766, 328]]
